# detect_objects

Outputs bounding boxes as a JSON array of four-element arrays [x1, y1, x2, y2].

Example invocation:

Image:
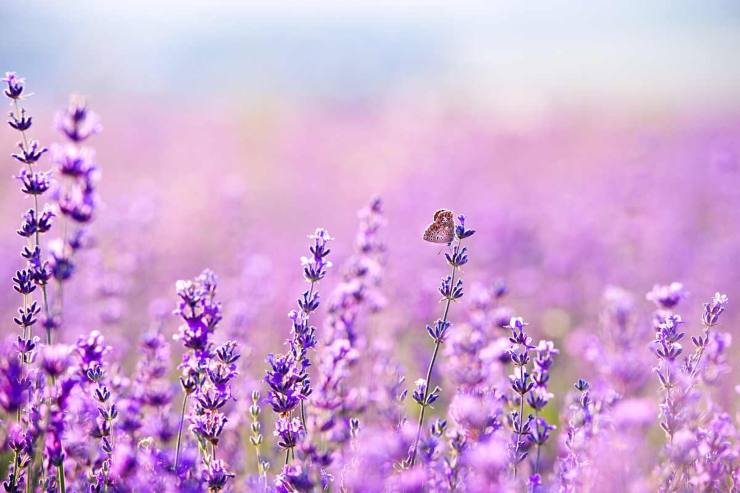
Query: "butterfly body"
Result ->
[[423, 209, 455, 244]]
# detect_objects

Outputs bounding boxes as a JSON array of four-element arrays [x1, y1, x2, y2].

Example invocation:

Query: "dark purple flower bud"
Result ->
[[76, 330, 110, 371], [8, 108, 32, 131], [574, 378, 589, 392], [646, 282, 686, 309], [445, 245, 469, 267], [702, 292, 728, 327], [526, 388, 552, 411], [426, 319, 451, 344], [439, 275, 464, 301], [196, 386, 230, 411], [412, 379, 441, 407], [15, 168, 50, 195], [58, 189, 95, 223], [298, 289, 320, 313], [203, 459, 235, 492], [275, 464, 313, 493], [12, 269, 36, 295], [274, 416, 304, 449], [215, 340, 240, 365], [13, 301, 40, 328], [175, 319, 210, 351], [0, 355, 31, 413], [510, 369, 534, 395], [507, 317, 535, 348], [12, 140, 47, 165], [3, 72, 24, 99], [455, 214, 476, 240], [55, 96, 102, 143], [15, 335, 39, 358], [528, 473, 543, 493], [7, 424, 28, 453], [190, 410, 227, 445], [431, 418, 447, 437], [302, 228, 333, 282], [48, 245, 74, 282], [528, 417, 556, 446], [52, 144, 96, 178], [492, 278, 508, 299], [41, 345, 72, 378]]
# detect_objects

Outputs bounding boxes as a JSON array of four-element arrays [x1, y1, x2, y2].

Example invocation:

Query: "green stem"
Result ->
[[57, 463, 66, 493], [297, 280, 316, 434], [9, 450, 20, 491], [174, 393, 189, 471], [26, 458, 33, 493], [513, 381, 525, 478]]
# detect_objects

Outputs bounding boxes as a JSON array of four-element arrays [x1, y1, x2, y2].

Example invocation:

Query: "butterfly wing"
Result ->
[[434, 209, 454, 225], [423, 221, 454, 243]]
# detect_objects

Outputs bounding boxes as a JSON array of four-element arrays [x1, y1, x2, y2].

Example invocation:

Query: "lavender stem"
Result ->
[[174, 393, 189, 471], [410, 237, 462, 467]]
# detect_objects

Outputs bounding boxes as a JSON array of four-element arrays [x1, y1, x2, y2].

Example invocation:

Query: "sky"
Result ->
[[2, 0, 740, 118]]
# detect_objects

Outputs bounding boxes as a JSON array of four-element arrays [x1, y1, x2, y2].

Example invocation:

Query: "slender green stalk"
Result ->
[[513, 384, 525, 478], [534, 411, 542, 475], [174, 393, 189, 470], [9, 450, 20, 491], [57, 463, 66, 493], [297, 280, 316, 433]]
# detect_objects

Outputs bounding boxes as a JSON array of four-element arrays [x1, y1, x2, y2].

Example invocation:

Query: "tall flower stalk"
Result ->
[[506, 317, 535, 478], [4, 72, 53, 493], [409, 215, 475, 467], [5, 72, 52, 353], [172, 270, 222, 471], [527, 340, 558, 476], [265, 228, 332, 489], [49, 96, 101, 335], [311, 197, 386, 469], [650, 290, 729, 490]]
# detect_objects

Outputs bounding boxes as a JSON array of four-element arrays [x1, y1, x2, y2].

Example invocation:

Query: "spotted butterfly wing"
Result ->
[[423, 209, 455, 244]]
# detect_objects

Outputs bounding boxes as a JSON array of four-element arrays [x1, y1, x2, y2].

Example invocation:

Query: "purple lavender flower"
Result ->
[[274, 463, 313, 493], [83, 360, 117, 492], [274, 416, 305, 450], [505, 316, 537, 477], [173, 270, 237, 491], [4, 72, 57, 480], [3, 72, 24, 99], [76, 330, 110, 373], [0, 353, 30, 414], [48, 95, 102, 340], [265, 228, 333, 464], [646, 282, 686, 310], [203, 459, 235, 492], [55, 96, 102, 143], [527, 340, 558, 474]]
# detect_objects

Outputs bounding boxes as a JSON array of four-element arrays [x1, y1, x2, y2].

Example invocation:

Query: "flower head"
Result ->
[[3, 72, 24, 99]]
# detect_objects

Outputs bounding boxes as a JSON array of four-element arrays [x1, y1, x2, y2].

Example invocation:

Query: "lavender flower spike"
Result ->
[[265, 228, 332, 465], [408, 214, 475, 467]]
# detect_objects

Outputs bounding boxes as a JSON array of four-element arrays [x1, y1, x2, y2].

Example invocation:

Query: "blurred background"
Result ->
[[1, 1, 739, 396]]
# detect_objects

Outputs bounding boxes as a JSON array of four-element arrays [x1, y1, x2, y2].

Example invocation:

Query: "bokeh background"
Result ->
[[1, 0, 739, 414]]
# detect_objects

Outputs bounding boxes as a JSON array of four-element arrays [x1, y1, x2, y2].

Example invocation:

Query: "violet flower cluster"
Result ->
[[48, 95, 101, 333], [265, 228, 332, 490], [172, 269, 238, 491], [312, 197, 386, 459], [1, 71, 737, 493]]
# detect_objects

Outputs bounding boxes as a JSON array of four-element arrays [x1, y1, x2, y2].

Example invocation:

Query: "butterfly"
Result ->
[[423, 209, 455, 244]]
